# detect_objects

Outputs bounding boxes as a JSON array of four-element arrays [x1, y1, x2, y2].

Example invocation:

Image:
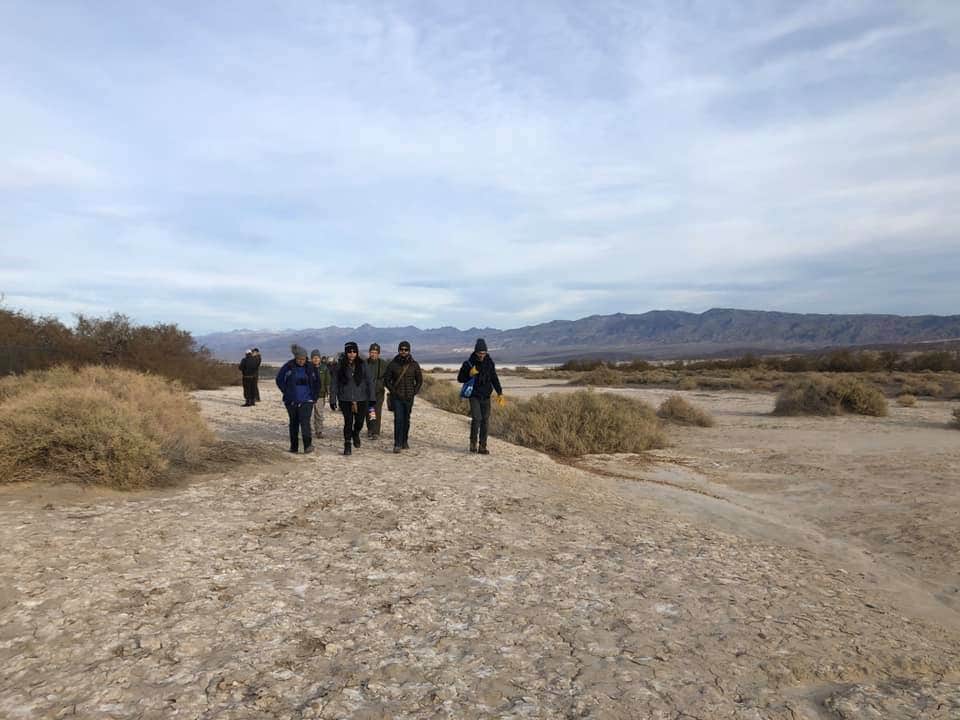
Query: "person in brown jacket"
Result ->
[[384, 340, 423, 453]]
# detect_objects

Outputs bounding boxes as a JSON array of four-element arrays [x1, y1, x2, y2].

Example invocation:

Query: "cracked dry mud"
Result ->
[[1, 383, 959, 719]]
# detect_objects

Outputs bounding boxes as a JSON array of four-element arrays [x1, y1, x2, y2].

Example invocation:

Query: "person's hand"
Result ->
[[496, 394, 506, 408], [469, 366, 479, 377]]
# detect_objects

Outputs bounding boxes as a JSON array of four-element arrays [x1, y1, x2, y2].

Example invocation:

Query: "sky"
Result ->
[[1, 0, 959, 334]]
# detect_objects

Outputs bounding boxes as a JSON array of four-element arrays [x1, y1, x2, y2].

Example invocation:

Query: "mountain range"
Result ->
[[196, 308, 960, 364]]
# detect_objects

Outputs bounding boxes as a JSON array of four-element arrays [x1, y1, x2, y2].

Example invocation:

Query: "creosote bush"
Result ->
[[774, 376, 888, 417], [488, 390, 666, 457], [569, 365, 626, 387], [419, 375, 470, 416], [896, 394, 917, 407], [0, 365, 214, 488], [657, 395, 715, 427]]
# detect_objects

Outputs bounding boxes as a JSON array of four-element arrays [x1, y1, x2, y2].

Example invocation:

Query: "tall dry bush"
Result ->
[[569, 365, 626, 387], [419, 375, 470, 416], [488, 390, 665, 456], [0, 366, 213, 488], [896, 394, 917, 407], [774, 376, 888, 417], [657, 395, 715, 426]]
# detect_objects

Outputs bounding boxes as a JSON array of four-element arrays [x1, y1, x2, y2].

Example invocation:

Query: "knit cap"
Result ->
[[291, 344, 308, 358], [474, 338, 488, 352], [344, 341, 360, 353]]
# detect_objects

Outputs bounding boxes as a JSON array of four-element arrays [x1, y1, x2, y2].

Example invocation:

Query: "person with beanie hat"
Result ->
[[384, 340, 423, 452], [457, 338, 504, 454], [330, 340, 376, 455], [365, 342, 389, 439], [275, 344, 321, 453], [310, 349, 331, 438], [238, 348, 261, 406]]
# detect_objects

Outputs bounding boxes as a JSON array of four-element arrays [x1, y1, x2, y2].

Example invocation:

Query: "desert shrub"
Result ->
[[0, 365, 213, 488], [676, 376, 698, 391], [657, 395, 715, 426], [631, 369, 675, 385], [488, 390, 665, 456], [896, 394, 917, 407], [419, 375, 470, 415], [774, 377, 888, 417], [557, 358, 607, 372], [952, 408, 960, 428], [914, 381, 943, 398], [569, 365, 625, 387]]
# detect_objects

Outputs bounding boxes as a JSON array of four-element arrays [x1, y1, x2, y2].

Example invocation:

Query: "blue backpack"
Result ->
[[460, 376, 476, 399]]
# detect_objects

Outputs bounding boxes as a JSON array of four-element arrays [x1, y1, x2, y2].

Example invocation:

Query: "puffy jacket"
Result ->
[[457, 353, 502, 399], [275, 360, 320, 405], [385, 354, 423, 400], [330, 360, 375, 406]]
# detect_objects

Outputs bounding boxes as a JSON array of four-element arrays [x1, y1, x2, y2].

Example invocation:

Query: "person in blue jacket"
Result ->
[[457, 338, 503, 454], [276, 344, 320, 453]]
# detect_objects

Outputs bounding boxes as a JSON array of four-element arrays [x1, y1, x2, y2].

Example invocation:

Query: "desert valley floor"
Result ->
[[1, 377, 958, 719]]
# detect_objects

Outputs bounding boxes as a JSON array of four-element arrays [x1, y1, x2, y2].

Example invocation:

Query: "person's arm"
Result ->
[[329, 367, 339, 408], [384, 363, 396, 394], [457, 361, 471, 383], [413, 363, 423, 395], [275, 363, 287, 393], [490, 360, 503, 396]]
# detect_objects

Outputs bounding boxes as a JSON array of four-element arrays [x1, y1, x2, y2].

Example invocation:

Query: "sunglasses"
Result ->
[[346, 349, 358, 354], [399, 348, 410, 353]]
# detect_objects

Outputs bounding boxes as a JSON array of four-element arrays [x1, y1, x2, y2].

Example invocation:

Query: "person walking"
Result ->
[[457, 338, 504, 454], [239, 349, 261, 406], [251, 348, 262, 403], [330, 341, 376, 456], [310, 349, 331, 438], [276, 345, 320, 453], [384, 340, 423, 453], [366, 343, 389, 439]]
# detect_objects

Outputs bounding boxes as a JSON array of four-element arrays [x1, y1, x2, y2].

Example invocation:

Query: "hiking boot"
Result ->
[[470, 441, 478, 453], [402, 441, 409, 450], [343, 442, 352, 456], [289, 447, 298, 453], [479, 445, 489, 455], [352, 433, 361, 448], [303, 445, 314, 454], [393, 445, 401, 453]]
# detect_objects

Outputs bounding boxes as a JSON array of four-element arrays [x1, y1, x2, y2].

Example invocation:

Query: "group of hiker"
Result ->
[[241, 339, 503, 455]]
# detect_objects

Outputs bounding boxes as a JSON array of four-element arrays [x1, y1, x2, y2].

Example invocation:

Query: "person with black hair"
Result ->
[[366, 343, 389, 439], [275, 345, 320, 453], [457, 338, 504, 454], [330, 341, 376, 456], [384, 340, 423, 453], [239, 349, 262, 406]]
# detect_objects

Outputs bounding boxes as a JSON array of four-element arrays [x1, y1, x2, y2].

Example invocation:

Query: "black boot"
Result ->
[[479, 444, 489, 455], [470, 440, 478, 453], [393, 445, 401, 453], [352, 432, 361, 448], [402, 441, 409, 450], [343, 442, 352, 456]]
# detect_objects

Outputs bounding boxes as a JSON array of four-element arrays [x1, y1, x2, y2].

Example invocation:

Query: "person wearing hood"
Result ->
[[457, 338, 504, 454], [365, 343, 389, 439], [275, 344, 320, 453], [330, 341, 376, 456], [239, 349, 262, 406], [384, 340, 423, 453], [310, 349, 331, 438]]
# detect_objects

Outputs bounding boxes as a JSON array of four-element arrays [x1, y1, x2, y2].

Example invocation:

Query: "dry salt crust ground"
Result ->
[[0, 382, 958, 719]]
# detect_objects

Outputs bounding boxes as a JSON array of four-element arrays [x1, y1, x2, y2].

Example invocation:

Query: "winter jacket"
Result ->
[[385, 354, 423, 401], [312, 362, 331, 398], [366, 357, 390, 398], [275, 360, 320, 405], [239, 354, 261, 377], [457, 353, 503, 399], [330, 360, 375, 407]]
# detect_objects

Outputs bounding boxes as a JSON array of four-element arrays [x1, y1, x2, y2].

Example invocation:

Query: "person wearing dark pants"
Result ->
[[457, 338, 504, 454], [330, 341, 376, 456], [384, 340, 423, 452], [275, 345, 320, 453], [239, 349, 261, 406], [365, 343, 389, 439]]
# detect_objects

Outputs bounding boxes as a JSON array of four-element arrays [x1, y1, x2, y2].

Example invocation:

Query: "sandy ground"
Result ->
[[1, 382, 959, 719]]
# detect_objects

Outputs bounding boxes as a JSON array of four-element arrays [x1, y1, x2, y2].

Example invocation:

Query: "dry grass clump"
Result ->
[[774, 376, 888, 417], [896, 394, 917, 407], [489, 390, 665, 457], [569, 365, 626, 387], [952, 408, 960, 429], [0, 365, 213, 488], [419, 375, 470, 416], [657, 395, 715, 426]]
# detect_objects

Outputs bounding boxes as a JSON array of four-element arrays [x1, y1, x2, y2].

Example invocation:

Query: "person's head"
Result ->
[[320, 355, 328, 364], [368, 342, 380, 361], [245, 349, 252, 356], [310, 349, 322, 366], [344, 341, 359, 363], [398, 340, 411, 358], [292, 344, 308, 365], [252, 348, 260, 355], [474, 338, 488, 360]]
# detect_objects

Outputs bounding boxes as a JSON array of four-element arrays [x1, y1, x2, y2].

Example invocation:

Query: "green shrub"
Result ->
[[488, 390, 665, 457], [0, 366, 214, 488], [657, 395, 715, 426], [774, 377, 888, 417]]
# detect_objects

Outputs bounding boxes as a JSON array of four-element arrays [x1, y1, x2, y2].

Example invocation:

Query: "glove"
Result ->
[[469, 366, 479, 377], [496, 394, 506, 408]]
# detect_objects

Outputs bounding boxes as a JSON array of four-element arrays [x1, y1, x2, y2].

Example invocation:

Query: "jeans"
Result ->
[[393, 397, 414, 446], [286, 402, 314, 450], [340, 402, 367, 443], [469, 396, 491, 446]]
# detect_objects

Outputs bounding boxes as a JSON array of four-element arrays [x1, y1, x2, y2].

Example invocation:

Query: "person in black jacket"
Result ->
[[330, 341, 376, 456], [457, 338, 503, 454], [239, 349, 261, 406], [275, 345, 320, 453], [384, 340, 423, 453]]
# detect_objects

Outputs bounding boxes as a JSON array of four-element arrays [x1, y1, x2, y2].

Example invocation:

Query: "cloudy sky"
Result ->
[[1, 1, 958, 333]]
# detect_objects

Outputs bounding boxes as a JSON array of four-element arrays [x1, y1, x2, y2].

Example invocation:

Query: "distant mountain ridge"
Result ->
[[197, 308, 960, 363]]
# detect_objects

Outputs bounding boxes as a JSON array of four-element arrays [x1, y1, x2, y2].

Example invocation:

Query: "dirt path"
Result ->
[[1, 385, 959, 718]]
